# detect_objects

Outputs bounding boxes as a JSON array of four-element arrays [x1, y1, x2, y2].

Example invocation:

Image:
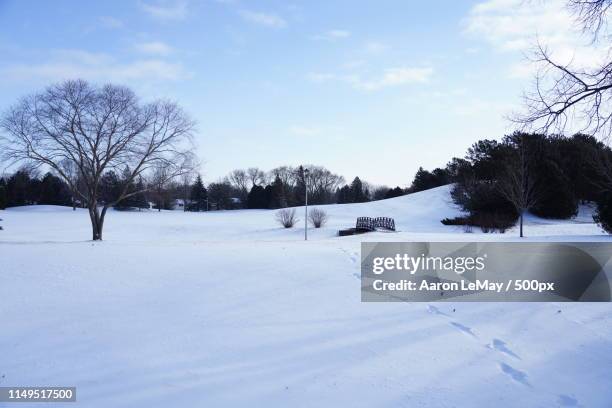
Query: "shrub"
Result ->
[[276, 208, 298, 228], [441, 212, 517, 233], [441, 216, 471, 226], [308, 208, 328, 228]]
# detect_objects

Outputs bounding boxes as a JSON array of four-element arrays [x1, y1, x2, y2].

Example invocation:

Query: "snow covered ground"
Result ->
[[1, 185, 611, 407]]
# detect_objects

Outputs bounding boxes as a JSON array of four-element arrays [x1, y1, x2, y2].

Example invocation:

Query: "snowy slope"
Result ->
[[1, 185, 612, 407], [1, 185, 608, 243]]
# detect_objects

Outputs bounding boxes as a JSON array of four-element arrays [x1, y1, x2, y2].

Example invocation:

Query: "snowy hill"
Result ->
[[1, 185, 612, 407]]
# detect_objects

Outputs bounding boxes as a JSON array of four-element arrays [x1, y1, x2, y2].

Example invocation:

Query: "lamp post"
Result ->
[[304, 167, 309, 241]]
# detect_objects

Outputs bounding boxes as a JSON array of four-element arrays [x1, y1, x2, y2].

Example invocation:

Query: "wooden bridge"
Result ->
[[339, 216, 396, 236]]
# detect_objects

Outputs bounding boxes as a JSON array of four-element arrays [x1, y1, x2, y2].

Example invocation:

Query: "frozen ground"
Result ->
[[1, 185, 611, 407]]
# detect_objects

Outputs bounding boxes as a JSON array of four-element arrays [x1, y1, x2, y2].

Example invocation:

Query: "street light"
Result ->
[[304, 167, 309, 241]]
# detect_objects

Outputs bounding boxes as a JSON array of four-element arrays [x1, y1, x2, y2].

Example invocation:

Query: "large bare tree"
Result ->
[[514, 0, 612, 138], [0, 79, 196, 240]]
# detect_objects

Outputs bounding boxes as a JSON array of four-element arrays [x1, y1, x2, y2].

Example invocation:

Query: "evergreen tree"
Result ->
[[38, 172, 71, 206], [294, 166, 306, 206], [0, 178, 7, 209], [336, 185, 352, 203], [529, 137, 578, 219], [247, 184, 268, 209], [350, 177, 368, 203], [7, 170, 34, 206], [410, 167, 450, 192], [208, 182, 234, 210], [384, 186, 404, 199], [268, 176, 287, 208], [135, 180, 150, 210], [189, 175, 208, 211], [594, 192, 612, 233], [118, 177, 149, 211]]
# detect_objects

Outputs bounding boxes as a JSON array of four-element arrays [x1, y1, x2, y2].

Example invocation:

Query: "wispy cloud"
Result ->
[[239, 10, 287, 28], [98, 16, 124, 29], [289, 125, 320, 136], [312, 29, 351, 41], [139, 0, 188, 21], [363, 41, 389, 54], [0, 49, 189, 83], [135, 41, 174, 56], [308, 66, 433, 91], [464, 0, 607, 75], [307, 72, 336, 83], [354, 67, 433, 90]]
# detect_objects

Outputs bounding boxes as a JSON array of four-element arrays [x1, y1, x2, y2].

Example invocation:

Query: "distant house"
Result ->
[[172, 199, 190, 210]]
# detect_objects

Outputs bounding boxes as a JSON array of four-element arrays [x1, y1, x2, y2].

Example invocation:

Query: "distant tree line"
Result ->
[[0, 164, 411, 212], [0, 162, 467, 213]]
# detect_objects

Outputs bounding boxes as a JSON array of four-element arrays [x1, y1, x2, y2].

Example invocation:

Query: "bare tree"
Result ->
[[269, 166, 298, 189], [513, 1, 612, 138], [178, 159, 199, 211], [247, 167, 266, 187], [306, 165, 345, 204], [227, 169, 249, 204], [0, 80, 195, 240], [496, 137, 542, 237], [568, 0, 612, 39]]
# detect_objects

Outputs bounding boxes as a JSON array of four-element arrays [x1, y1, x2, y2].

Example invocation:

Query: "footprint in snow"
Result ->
[[450, 321, 477, 338], [339, 248, 359, 264], [427, 305, 449, 317], [488, 338, 521, 360], [499, 362, 530, 387]]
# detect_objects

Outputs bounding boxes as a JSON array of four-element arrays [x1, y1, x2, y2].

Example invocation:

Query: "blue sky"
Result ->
[[0, 0, 587, 186]]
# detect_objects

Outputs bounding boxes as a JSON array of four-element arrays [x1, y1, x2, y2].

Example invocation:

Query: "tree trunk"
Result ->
[[519, 211, 524, 238], [88, 204, 105, 241]]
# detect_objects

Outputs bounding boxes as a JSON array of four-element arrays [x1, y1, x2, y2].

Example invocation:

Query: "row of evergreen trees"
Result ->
[[0, 170, 73, 209], [436, 132, 612, 233]]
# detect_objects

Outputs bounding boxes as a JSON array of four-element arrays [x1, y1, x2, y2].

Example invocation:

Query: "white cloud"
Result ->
[[363, 41, 389, 54], [307, 72, 336, 83], [239, 10, 287, 28], [289, 126, 320, 136], [139, 0, 188, 21], [98, 16, 124, 29], [355, 67, 433, 90], [1, 49, 189, 83], [464, 0, 608, 70], [308, 66, 433, 91], [312, 29, 351, 41], [465, 0, 571, 51], [135, 41, 174, 56]]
